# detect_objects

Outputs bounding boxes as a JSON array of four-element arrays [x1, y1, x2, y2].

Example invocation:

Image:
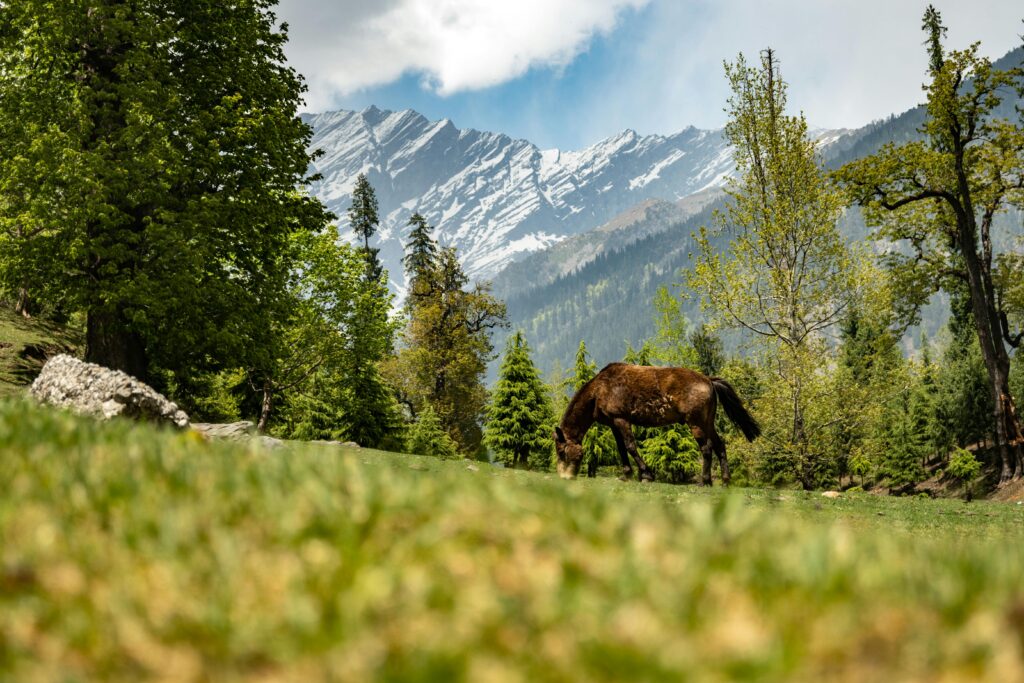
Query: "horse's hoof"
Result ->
[[618, 472, 634, 482], [640, 473, 655, 483]]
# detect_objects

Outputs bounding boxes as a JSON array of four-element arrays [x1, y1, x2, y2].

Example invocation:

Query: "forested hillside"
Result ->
[[505, 205, 719, 372], [501, 46, 1024, 376]]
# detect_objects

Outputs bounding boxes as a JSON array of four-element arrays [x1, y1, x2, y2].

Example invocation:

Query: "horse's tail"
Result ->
[[710, 377, 761, 442]]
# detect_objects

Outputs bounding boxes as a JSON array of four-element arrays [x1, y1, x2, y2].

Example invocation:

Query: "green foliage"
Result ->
[[6, 401, 1024, 680], [934, 294, 995, 449], [403, 212, 438, 301], [486, 332, 555, 469], [642, 424, 702, 484], [690, 325, 725, 376], [835, 9, 1024, 479], [407, 405, 459, 459], [651, 285, 697, 367], [166, 368, 245, 424], [947, 447, 983, 500], [651, 286, 725, 376], [687, 50, 867, 490], [256, 229, 403, 447], [880, 394, 928, 492], [848, 452, 871, 486], [571, 340, 617, 475], [348, 173, 383, 282], [946, 447, 982, 483], [0, 0, 331, 382], [391, 241, 507, 456]]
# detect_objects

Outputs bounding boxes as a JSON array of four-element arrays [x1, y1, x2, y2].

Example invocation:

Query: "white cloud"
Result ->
[[579, 0, 1024, 137], [277, 0, 648, 109]]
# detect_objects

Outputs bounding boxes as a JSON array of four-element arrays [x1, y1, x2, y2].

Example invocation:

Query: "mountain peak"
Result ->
[[303, 106, 850, 288]]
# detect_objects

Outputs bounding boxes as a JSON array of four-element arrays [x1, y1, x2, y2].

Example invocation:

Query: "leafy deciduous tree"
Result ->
[[836, 6, 1024, 481], [689, 49, 866, 489], [0, 0, 330, 382]]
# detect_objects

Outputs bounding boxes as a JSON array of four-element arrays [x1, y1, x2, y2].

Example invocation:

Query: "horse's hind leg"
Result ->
[[614, 419, 654, 482], [611, 425, 634, 481], [712, 433, 730, 485], [691, 426, 713, 486]]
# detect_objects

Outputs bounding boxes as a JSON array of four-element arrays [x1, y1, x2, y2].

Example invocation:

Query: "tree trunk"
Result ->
[[957, 219, 1024, 482], [257, 381, 273, 433], [14, 286, 31, 319], [86, 306, 148, 381]]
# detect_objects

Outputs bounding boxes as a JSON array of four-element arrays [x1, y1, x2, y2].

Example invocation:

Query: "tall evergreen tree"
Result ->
[[571, 340, 616, 477], [348, 173, 383, 282], [690, 325, 725, 377], [407, 406, 459, 459], [935, 291, 996, 450], [0, 0, 330, 382], [403, 212, 438, 302], [486, 331, 554, 469], [881, 392, 928, 493]]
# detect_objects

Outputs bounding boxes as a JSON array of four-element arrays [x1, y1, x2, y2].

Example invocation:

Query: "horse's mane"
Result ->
[[561, 362, 624, 424]]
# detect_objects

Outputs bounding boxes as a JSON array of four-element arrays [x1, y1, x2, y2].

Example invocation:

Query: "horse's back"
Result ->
[[591, 364, 713, 426]]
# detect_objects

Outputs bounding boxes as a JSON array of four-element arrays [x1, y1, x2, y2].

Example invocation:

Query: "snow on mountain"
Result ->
[[304, 106, 848, 288]]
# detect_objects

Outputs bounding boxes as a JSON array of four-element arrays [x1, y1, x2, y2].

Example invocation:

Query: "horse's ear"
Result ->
[[554, 426, 565, 443]]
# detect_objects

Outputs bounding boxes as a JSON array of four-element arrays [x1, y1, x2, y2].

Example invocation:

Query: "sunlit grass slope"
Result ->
[[0, 308, 80, 399], [3, 399, 1024, 682]]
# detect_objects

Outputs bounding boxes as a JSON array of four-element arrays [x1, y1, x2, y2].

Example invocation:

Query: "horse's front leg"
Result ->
[[614, 419, 654, 482], [611, 426, 633, 481]]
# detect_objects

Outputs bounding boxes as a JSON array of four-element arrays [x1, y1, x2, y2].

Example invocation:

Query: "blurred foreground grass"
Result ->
[[3, 400, 1024, 682]]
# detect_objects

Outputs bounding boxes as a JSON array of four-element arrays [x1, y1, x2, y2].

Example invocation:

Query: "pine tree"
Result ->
[[915, 335, 948, 462], [690, 325, 725, 376], [643, 425, 702, 484], [486, 331, 554, 469], [408, 406, 458, 459], [403, 212, 438, 303], [935, 291, 996, 450], [340, 244, 402, 448], [571, 340, 615, 477], [881, 393, 928, 493], [0, 0, 331, 382], [348, 173, 383, 282]]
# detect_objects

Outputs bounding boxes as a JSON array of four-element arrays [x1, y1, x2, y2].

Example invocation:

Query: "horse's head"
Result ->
[[553, 426, 583, 479]]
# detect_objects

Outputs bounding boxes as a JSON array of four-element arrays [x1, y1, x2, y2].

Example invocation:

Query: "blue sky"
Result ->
[[277, 0, 1023, 150]]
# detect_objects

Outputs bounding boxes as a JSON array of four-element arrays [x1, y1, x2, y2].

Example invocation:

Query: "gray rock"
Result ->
[[191, 421, 256, 441], [191, 422, 286, 450], [310, 440, 361, 448], [30, 355, 189, 428], [258, 435, 286, 449]]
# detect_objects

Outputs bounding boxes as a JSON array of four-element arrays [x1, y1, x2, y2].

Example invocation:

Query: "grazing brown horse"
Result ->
[[554, 363, 760, 484]]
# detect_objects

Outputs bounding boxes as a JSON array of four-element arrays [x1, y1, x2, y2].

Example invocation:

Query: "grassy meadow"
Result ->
[[3, 399, 1024, 682]]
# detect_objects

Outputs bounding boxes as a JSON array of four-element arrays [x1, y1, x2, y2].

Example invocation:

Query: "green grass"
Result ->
[[3, 400, 1024, 681], [0, 308, 81, 399]]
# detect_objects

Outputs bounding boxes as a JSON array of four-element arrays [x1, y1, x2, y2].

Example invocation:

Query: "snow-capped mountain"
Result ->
[[304, 106, 745, 286]]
